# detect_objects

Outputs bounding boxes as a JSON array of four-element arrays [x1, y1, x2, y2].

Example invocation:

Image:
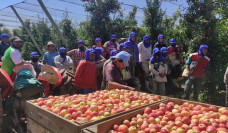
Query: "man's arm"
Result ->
[[107, 81, 135, 91]]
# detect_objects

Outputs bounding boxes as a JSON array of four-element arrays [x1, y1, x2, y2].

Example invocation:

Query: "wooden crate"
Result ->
[[26, 94, 168, 133], [82, 98, 227, 133]]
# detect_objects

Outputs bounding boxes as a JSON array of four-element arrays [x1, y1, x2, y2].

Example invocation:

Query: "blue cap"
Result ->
[[94, 47, 102, 55], [160, 47, 168, 53], [30, 52, 39, 57], [59, 47, 66, 53], [110, 49, 118, 57], [112, 51, 131, 67], [169, 38, 176, 44], [1, 33, 9, 39], [110, 34, 116, 39], [119, 43, 128, 51], [129, 32, 136, 37], [77, 40, 85, 44], [95, 38, 101, 44]]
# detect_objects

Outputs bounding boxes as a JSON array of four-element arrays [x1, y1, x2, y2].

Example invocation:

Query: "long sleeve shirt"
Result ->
[[138, 42, 152, 62], [54, 55, 73, 70]]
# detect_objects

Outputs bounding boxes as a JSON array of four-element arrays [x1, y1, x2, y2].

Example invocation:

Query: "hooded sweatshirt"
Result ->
[[104, 34, 119, 50], [124, 32, 139, 63], [74, 49, 97, 89], [149, 49, 167, 82], [186, 44, 210, 78], [154, 35, 166, 50], [138, 35, 152, 62]]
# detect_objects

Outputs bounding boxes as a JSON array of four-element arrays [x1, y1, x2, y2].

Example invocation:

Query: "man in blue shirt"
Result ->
[[42, 41, 59, 66], [0, 33, 10, 61]]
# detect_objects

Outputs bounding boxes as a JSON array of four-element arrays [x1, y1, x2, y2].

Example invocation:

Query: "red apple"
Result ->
[[206, 126, 216, 133], [144, 107, 152, 114], [118, 124, 128, 133]]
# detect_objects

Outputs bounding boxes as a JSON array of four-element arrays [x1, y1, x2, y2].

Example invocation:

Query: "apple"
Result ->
[[182, 116, 191, 124], [141, 122, 148, 130], [160, 128, 169, 133], [198, 124, 206, 131], [118, 124, 128, 133], [206, 125, 216, 133], [59, 109, 67, 117], [128, 126, 137, 133], [123, 120, 130, 127], [144, 107, 152, 114]]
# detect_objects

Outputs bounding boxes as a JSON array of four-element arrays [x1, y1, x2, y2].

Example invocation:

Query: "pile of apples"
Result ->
[[32, 89, 162, 122], [110, 102, 228, 133]]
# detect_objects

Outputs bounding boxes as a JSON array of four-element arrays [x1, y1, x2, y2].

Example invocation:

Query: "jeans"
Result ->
[[78, 88, 96, 94], [152, 80, 165, 96], [183, 76, 203, 101]]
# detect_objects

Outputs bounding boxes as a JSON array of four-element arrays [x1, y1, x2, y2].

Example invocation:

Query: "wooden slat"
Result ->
[[27, 118, 51, 133], [26, 101, 81, 133]]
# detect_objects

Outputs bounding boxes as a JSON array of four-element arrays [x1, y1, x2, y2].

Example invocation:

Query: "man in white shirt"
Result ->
[[54, 47, 73, 70], [1, 36, 36, 79], [138, 35, 152, 91]]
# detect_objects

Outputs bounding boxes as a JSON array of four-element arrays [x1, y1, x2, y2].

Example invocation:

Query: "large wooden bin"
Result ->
[[82, 98, 227, 133], [26, 94, 168, 133]]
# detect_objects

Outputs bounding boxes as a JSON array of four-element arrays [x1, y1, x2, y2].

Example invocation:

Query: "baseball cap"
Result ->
[[11, 36, 21, 42], [30, 52, 39, 57], [1, 33, 9, 39], [112, 51, 131, 67], [77, 40, 85, 44]]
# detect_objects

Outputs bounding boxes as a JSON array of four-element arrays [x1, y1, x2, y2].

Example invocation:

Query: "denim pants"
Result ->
[[183, 76, 203, 101]]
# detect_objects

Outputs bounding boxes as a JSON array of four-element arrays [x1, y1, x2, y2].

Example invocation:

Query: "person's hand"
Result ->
[[43, 61, 47, 64], [159, 73, 166, 77], [127, 86, 135, 91]]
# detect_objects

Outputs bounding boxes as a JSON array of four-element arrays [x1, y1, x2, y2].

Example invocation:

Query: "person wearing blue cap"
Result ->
[[75, 49, 97, 94], [54, 47, 73, 70], [0, 33, 10, 61], [27, 51, 43, 77], [167, 38, 183, 88], [138, 35, 152, 91], [183, 44, 210, 101], [149, 48, 167, 95], [104, 34, 120, 57], [101, 51, 135, 90], [92, 38, 109, 59], [67, 40, 86, 73], [154, 34, 166, 50], [124, 32, 140, 77], [42, 41, 59, 66]]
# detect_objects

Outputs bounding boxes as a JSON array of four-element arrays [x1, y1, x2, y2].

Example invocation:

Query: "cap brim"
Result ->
[[123, 60, 129, 67], [14, 39, 22, 42]]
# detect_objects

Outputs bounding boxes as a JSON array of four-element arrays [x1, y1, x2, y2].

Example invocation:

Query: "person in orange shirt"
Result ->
[[74, 49, 97, 94]]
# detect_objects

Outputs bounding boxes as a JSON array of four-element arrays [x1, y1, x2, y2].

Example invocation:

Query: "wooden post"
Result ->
[[10, 6, 44, 55], [37, 0, 68, 48]]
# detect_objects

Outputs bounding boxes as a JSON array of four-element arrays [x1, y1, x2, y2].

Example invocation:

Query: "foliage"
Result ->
[[143, 0, 165, 44]]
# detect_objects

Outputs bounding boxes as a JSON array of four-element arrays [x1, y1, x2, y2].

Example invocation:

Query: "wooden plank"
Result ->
[[26, 101, 81, 133], [84, 98, 227, 133], [27, 118, 51, 133]]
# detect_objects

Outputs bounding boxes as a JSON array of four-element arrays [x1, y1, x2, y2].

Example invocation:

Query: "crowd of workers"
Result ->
[[0, 32, 227, 106]]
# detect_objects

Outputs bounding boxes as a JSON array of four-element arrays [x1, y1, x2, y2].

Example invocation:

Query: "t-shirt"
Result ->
[[42, 51, 59, 66], [101, 62, 123, 89], [186, 53, 210, 78], [1, 47, 22, 76], [138, 42, 152, 62]]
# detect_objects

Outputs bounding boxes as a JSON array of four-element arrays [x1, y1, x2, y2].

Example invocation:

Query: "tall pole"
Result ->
[[37, 0, 68, 48], [10, 6, 44, 55]]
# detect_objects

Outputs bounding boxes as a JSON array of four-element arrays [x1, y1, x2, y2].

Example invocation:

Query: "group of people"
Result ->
[[1, 32, 226, 106]]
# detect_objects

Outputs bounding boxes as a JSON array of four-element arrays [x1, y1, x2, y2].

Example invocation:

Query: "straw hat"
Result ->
[[41, 65, 62, 84]]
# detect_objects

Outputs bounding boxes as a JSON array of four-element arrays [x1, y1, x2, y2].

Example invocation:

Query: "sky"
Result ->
[[0, 0, 188, 29]]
